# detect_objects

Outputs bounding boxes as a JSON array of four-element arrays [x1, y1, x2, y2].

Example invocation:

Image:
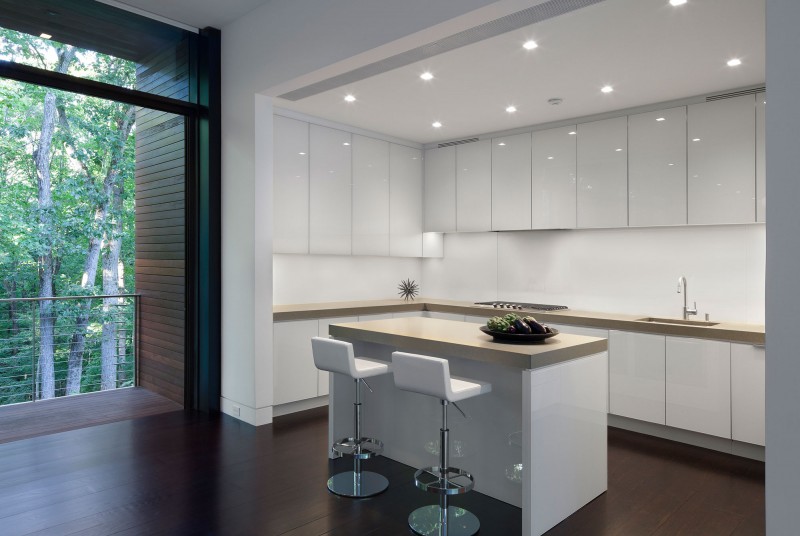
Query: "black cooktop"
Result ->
[[474, 301, 569, 312]]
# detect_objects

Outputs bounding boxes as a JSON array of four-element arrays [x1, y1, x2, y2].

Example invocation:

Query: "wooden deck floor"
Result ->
[[0, 387, 182, 444]]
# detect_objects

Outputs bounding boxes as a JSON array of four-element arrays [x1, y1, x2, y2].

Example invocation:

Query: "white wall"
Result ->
[[765, 0, 800, 531], [424, 225, 765, 324]]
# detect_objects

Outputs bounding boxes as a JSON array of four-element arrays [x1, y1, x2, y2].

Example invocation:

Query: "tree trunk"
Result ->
[[101, 205, 122, 391]]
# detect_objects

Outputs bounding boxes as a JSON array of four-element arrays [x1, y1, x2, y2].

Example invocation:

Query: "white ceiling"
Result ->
[[275, 0, 765, 145], [108, 0, 270, 29]]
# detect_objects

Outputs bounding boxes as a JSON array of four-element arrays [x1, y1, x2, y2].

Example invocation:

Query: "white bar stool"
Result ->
[[392, 351, 492, 536], [311, 336, 390, 498]]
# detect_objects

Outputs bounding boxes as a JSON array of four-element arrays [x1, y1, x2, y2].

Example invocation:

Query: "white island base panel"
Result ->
[[329, 341, 608, 536]]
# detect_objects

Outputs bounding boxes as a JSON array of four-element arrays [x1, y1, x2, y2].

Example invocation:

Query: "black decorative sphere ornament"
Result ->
[[397, 278, 419, 301]]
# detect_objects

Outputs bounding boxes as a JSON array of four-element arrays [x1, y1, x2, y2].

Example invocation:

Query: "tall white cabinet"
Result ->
[[628, 107, 687, 226], [532, 126, 577, 229], [424, 146, 456, 232], [688, 95, 756, 225], [756, 92, 766, 223], [456, 140, 492, 232], [390, 144, 423, 257], [577, 117, 628, 228], [273, 116, 309, 254], [492, 132, 532, 231], [309, 125, 352, 255], [352, 135, 390, 256]]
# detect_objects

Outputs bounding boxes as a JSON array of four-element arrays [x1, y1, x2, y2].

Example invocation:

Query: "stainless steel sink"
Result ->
[[635, 317, 719, 327]]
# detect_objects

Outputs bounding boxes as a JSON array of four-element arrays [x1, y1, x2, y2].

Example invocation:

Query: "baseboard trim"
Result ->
[[273, 395, 329, 417]]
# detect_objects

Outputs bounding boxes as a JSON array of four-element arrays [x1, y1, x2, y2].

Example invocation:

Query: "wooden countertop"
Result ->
[[329, 317, 608, 370], [274, 297, 765, 345]]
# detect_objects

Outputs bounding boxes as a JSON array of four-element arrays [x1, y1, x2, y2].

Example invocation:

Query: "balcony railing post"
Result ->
[[30, 300, 36, 402], [134, 295, 139, 387]]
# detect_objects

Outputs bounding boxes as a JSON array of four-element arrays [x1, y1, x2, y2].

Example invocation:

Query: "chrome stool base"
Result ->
[[327, 470, 389, 498], [414, 466, 475, 495], [332, 436, 384, 459], [408, 505, 480, 536]]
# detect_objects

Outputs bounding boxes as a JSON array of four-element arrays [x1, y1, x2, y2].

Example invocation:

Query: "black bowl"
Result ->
[[479, 325, 559, 343]]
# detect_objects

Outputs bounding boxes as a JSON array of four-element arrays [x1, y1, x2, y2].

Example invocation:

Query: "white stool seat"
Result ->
[[311, 337, 390, 379], [391, 352, 491, 402]]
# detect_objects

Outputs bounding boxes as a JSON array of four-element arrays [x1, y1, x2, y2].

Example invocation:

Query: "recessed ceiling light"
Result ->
[[344, 94, 356, 103], [497, 142, 506, 146], [420, 72, 434, 81], [601, 85, 614, 94], [40, 33, 52, 39], [547, 156, 554, 160], [568, 131, 577, 135], [656, 117, 666, 122], [523, 40, 538, 50], [298, 152, 306, 155], [727, 58, 742, 67], [669, 0, 687, 6], [506, 105, 517, 113], [692, 138, 701, 142], [343, 142, 350, 146], [432, 121, 442, 128], [615, 148, 623, 152]]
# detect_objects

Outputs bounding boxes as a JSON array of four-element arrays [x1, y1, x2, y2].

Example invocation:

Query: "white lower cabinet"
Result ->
[[273, 319, 319, 405], [666, 336, 731, 439], [731, 343, 766, 446], [609, 331, 666, 425], [424, 311, 466, 322]]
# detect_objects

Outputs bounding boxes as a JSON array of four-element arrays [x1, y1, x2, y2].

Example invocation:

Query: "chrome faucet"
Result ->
[[677, 276, 698, 320]]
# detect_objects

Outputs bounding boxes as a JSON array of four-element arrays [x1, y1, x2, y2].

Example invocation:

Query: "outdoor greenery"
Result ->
[[0, 29, 137, 405]]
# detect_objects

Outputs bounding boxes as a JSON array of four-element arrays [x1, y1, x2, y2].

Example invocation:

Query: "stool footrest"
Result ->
[[332, 436, 384, 459], [414, 466, 475, 495]]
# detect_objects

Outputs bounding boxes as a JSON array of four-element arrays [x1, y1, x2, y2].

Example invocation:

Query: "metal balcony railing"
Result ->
[[0, 294, 139, 407]]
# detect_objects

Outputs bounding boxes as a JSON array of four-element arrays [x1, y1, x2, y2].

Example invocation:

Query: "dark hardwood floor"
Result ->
[[0, 407, 764, 535]]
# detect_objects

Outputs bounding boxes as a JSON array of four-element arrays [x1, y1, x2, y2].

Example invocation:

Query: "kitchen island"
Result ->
[[328, 316, 608, 536]]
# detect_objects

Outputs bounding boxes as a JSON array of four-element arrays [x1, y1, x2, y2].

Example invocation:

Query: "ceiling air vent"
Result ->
[[438, 138, 479, 148], [277, 0, 605, 102], [706, 87, 765, 101]]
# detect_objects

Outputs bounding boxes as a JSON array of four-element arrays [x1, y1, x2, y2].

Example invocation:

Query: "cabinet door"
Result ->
[[666, 337, 730, 438], [628, 107, 687, 226], [688, 95, 756, 224], [456, 140, 492, 232], [731, 343, 765, 446], [577, 117, 628, 228], [756, 92, 766, 222], [532, 125, 577, 229], [310, 125, 352, 254], [609, 331, 665, 424], [424, 146, 456, 232], [318, 316, 358, 396], [390, 144, 423, 257], [492, 133, 532, 230], [273, 116, 309, 253], [273, 320, 319, 405], [358, 313, 394, 321], [423, 311, 465, 322], [352, 135, 390, 256]]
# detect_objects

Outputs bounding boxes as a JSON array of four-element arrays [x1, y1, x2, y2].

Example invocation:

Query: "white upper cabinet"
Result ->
[[424, 146, 456, 232], [628, 107, 687, 226], [756, 92, 766, 222], [731, 343, 765, 446], [532, 125, 577, 229], [577, 117, 628, 228], [309, 125, 352, 255], [492, 132, 532, 230], [390, 144, 423, 257], [688, 95, 756, 224], [456, 140, 492, 232], [609, 331, 665, 425], [352, 135, 390, 256], [273, 116, 309, 253]]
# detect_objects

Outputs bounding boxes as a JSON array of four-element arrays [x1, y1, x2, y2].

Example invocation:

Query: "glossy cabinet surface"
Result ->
[[273, 116, 309, 253], [666, 337, 731, 439], [424, 146, 456, 232], [456, 140, 492, 232], [628, 107, 687, 226], [273, 319, 319, 405], [577, 117, 628, 228], [731, 343, 765, 446], [309, 125, 352, 254], [609, 331, 665, 424], [352, 135, 390, 256], [756, 92, 766, 222], [317, 316, 358, 396], [688, 95, 756, 224], [532, 126, 577, 229], [390, 144, 423, 257], [492, 133, 532, 230]]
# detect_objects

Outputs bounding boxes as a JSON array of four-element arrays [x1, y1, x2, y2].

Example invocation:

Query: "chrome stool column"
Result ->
[[392, 351, 492, 536], [311, 336, 390, 498]]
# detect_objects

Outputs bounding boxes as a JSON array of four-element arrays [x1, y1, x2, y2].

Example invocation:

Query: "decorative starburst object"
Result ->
[[397, 278, 419, 301]]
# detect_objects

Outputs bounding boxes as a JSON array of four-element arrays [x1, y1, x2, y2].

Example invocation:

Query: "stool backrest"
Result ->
[[391, 351, 450, 400], [311, 337, 356, 377]]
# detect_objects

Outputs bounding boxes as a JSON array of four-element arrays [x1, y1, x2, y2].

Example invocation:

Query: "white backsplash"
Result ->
[[422, 225, 765, 324]]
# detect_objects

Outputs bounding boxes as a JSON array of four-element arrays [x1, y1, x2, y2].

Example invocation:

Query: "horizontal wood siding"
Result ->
[[135, 45, 189, 406]]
